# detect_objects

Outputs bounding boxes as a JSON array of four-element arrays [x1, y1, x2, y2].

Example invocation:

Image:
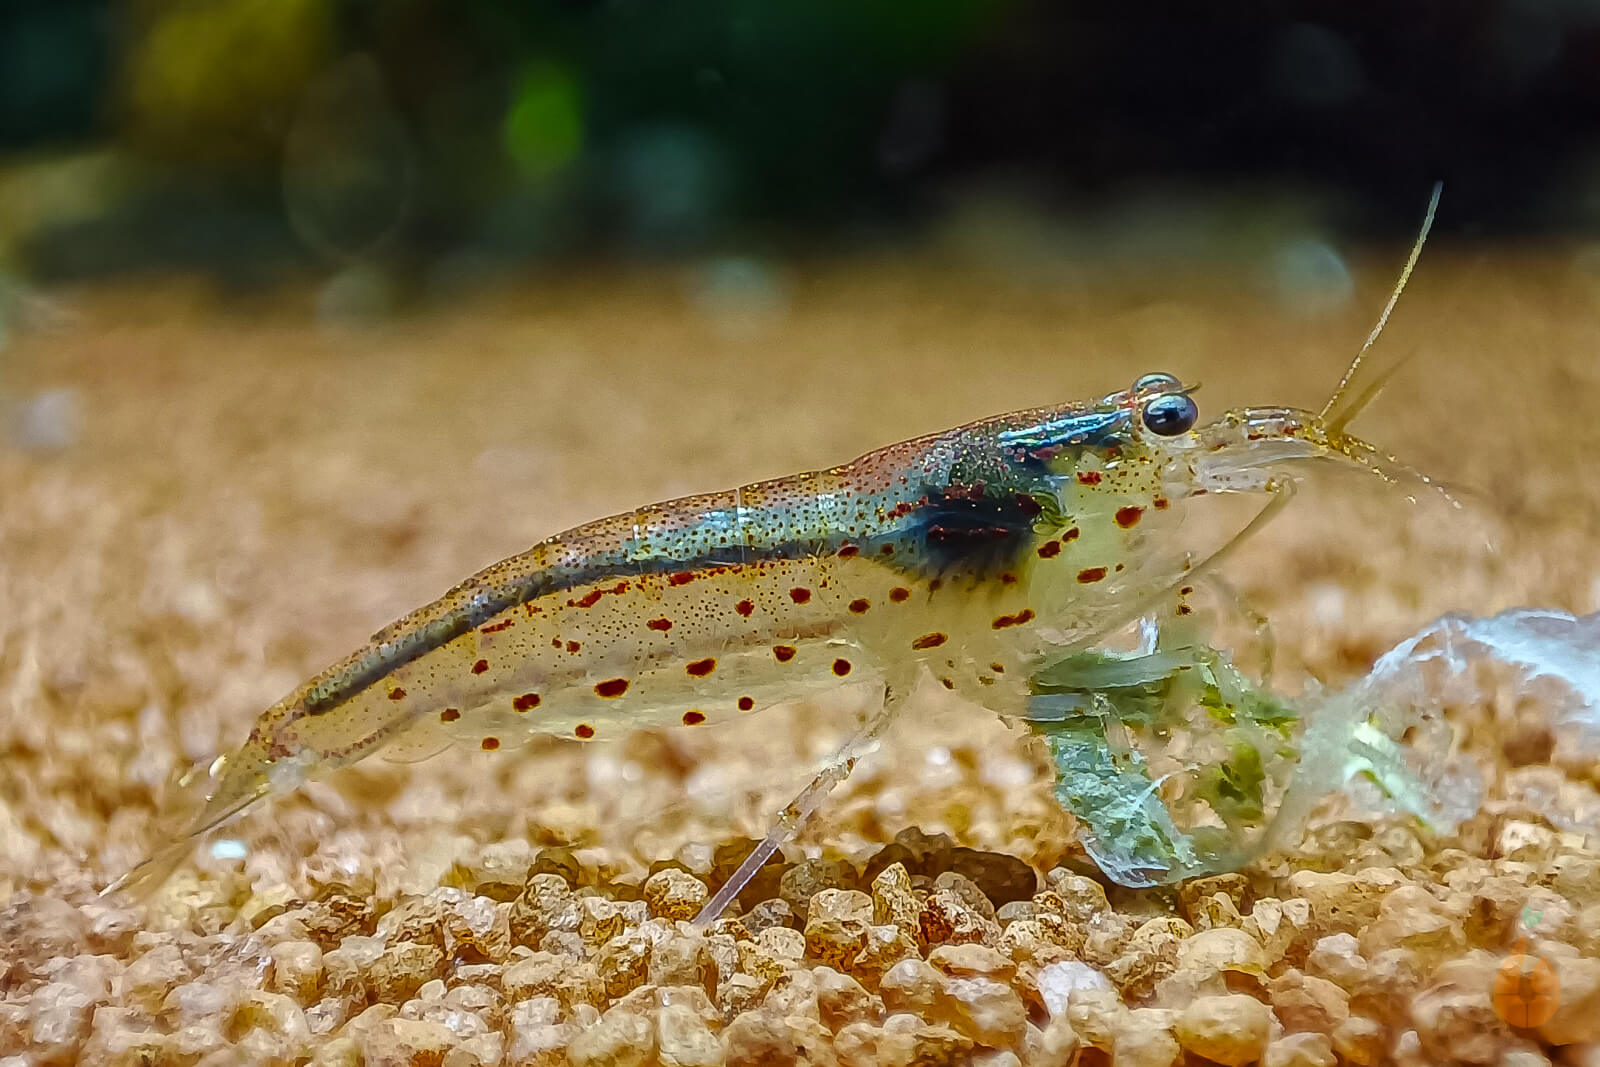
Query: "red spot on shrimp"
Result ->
[[440, 708, 461, 722], [773, 645, 796, 662], [929, 579, 943, 592], [991, 662, 1006, 673], [570, 588, 607, 609], [1001, 572, 1018, 584], [889, 586, 910, 603], [647, 617, 672, 631], [1064, 526, 1081, 541], [912, 633, 947, 650], [1115, 506, 1144, 528], [574, 723, 595, 739], [992, 608, 1036, 629], [1077, 471, 1102, 486], [670, 571, 695, 586], [838, 544, 860, 558], [566, 641, 581, 653], [472, 659, 489, 675], [595, 678, 629, 698], [686, 658, 717, 677], [1037, 540, 1061, 559], [941, 677, 956, 690], [790, 587, 812, 604], [1153, 496, 1170, 510], [481, 737, 501, 751], [880, 544, 896, 555], [387, 687, 406, 701], [1178, 604, 1194, 615], [738, 696, 755, 711], [1077, 567, 1109, 583], [885, 497, 924, 521], [735, 599, 754, 617], [682, 710, 706, 726], [513, 693, 541, 712], [848, 598, 870, 614], [832, 658, 852, 676], [481, 618, 515, 634]]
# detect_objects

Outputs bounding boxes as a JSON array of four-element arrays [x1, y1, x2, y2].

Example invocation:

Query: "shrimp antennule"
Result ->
[[1319, 180, 1443, 437]]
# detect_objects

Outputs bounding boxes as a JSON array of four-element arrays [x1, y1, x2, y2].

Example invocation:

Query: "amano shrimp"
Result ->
[[110, 189, 1446, 922]]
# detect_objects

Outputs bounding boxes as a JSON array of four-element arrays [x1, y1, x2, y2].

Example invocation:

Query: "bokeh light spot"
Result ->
[[1271, 235, 1353, 318], [282, 54, 415, 263], [609, 124, 730, 251], [504, 63, 583, 179], [1268, 24, 1363, 107], [690, 256, 787, 338]]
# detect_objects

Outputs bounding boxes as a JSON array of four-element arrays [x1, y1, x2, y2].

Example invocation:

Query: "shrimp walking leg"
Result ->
[[693, 674, 917, 927], [1187, 571, 1277, 682]]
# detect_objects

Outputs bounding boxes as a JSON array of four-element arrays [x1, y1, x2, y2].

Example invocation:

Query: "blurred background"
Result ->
[[13, 12, 1600, 1062], [5, 0, 1600, 298]]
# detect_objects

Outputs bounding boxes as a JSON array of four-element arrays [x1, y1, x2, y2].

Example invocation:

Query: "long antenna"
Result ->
[[1319, 181, 1443, 437]]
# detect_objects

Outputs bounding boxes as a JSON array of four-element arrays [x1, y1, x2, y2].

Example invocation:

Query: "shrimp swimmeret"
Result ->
[[110, 188, 1446, 922]]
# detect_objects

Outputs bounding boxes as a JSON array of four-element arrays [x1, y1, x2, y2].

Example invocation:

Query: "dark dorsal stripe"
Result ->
[[888, 483, 1045, 580], [304, 482, 1049, 716]]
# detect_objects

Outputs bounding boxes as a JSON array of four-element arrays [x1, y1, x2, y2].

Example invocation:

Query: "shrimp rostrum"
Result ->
[[110, 192, 1444, 920]]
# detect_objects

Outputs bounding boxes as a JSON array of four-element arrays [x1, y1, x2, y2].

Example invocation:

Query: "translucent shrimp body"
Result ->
[[112, 187, 1445, 897], [108, 370, 1420, 897]]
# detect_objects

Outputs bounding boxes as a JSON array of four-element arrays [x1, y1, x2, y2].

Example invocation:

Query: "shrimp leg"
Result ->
[[1178, 571, 1277, 683], [693, 672, 917, 927]]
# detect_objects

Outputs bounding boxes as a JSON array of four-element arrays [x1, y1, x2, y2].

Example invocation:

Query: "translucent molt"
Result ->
[[1030, 607, 1600, 887], [1281, 608, 1600, 841]]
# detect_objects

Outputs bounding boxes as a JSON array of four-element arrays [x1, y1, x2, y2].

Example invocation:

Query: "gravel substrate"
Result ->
[[3, 257, 1599, 1065]]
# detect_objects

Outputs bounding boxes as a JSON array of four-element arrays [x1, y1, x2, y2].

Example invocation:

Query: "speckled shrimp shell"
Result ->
[[108, 188, 1445, 909]]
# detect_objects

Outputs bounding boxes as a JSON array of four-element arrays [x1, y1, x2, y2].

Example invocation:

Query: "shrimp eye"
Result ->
[[1142, 393, 1198, 436], [1134, 372, 1182, 392]]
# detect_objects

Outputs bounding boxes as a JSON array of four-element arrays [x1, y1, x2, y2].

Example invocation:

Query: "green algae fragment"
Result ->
[[1028, 639, 1300, 887]]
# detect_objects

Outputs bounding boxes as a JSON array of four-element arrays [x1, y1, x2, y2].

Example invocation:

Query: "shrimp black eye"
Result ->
[[1142, 393, 1198, 436]]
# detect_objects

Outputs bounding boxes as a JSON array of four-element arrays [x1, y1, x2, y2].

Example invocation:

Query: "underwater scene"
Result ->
[[5, 4, 1600, 1065]]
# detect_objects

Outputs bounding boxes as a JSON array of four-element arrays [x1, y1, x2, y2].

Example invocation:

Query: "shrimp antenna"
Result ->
[[1319, 181, 1442, 438]]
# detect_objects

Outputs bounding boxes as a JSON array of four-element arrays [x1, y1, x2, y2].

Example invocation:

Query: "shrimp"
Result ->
[[107, 187, 1446, 917]]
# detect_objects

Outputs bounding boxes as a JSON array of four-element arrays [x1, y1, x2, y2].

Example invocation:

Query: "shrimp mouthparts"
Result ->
[[1191, 407, 1446, 502]]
